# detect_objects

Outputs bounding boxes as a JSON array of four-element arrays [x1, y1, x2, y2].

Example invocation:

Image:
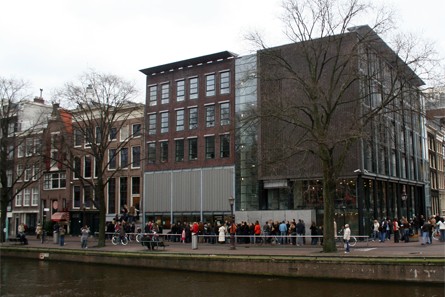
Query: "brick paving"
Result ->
[[8, 235, 444, 259]]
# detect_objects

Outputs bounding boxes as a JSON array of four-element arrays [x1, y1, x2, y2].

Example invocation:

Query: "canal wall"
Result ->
[[1, 246, 444, 284]]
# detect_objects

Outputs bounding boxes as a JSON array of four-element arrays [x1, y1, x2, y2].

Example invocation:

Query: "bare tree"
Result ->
[[0, 77, 48, 242], [53, 70, 141, 247], [245, 0, 439, 252]]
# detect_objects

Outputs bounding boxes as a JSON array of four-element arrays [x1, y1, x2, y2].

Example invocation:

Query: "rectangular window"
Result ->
[[74, 186, 81, 208], [176, 109, 184, 131], [15, 191, 22, 206], [189, 77, 198, 99], [7, 145, 14, 160], [206, 74, 215, 96], [23, 189, 30, 206], [149, 85, 157, 106], [85, 128, 92, 147], [206, 105, 215, 127], [84, 186, 92, 208], [94, 157, 100, 178], [220, 134, 230, 158], [24, 166, 32, 181], [148, 114, 157, 135], [176, 80, 185, 101], [120, 126, 129, 142], [74, 129, 82, 146], [188, 138, 198, 160], [132, 146, 141, 168], [17, 143, 24, 158], [120, 177, 128, 209], [132, 124, 141, 138], [160, 141, 168, 163], [109, 127, 117, 141], [189, 107, 198, 130], [160, 112, 169, 133], [220, 71, 230, 94], [17, 164, 23, 181], [32, 188, 39, 206], [108, 178, 116, 213], [121, 147, 129, 168], [109, 149, 117, 170], [43, 172, 66, 190], [132, 176, 140, 195], [6, 170, 12, 187], [32, 164, 39, 181], [74, 157, 81, 178], [25, 138, 33, 156], [175, 139, 184, 162], [84, 156, 92, 178], [161, 83, 170, 104], [34, 139, 41, 154], [95, 126, 102, 144], [205, 136, 215, 159], [220, 102, 230, 125], [147, 143, 156, 164]]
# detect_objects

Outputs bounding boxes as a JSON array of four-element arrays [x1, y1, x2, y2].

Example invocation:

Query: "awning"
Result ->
[[51, 212, 69, 222]]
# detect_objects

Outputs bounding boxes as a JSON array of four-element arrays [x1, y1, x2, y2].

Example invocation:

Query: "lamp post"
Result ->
[[228, 196, 235, 250]]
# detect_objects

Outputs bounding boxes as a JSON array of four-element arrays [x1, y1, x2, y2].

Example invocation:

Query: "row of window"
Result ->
[[148, 102, 230, 135], [72, 146, 141, 180], [72, 176, 140, 213], [74, 123, 141, 147], [148, 71, 230, 106], [147, 134, 230, 164], [15, 187, 40, 207]]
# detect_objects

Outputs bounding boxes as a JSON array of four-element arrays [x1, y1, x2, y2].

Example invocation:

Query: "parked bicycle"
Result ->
[[336, 228, 357, 247], [111, 232, 128, 246]]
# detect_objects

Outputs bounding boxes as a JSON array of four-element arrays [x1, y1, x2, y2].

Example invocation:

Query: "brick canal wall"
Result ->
[[1, 247, 443, 283]]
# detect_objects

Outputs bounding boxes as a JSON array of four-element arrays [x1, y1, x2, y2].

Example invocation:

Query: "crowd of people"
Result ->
[[370, 214, 445, 244]]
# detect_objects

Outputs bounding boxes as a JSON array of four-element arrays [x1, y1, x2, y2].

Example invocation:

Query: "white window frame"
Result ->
[[23, 188, 31, 206], [32, 188, 39, 206], [149, 85, 157, 106], [15, 190, 22, 207], [176, 79, 185, 101]]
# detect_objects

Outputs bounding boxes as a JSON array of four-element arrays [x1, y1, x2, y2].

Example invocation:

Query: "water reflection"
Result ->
[[1, 257, 442, 297]]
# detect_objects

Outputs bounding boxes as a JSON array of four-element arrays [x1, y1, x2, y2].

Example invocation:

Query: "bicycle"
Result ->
[[111, 232, 128, 245], [432, 230, 440, 241], [336, 229, 357, 247]]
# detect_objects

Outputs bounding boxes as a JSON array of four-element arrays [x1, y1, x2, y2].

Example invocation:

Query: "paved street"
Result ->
[[8, 235, 445, 258]]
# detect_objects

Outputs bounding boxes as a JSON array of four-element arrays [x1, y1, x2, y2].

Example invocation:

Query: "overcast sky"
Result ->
[[1, 0, 444, 103]]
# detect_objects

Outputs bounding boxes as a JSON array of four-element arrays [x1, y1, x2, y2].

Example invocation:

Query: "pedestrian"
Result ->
[[393, 218, 400, 243], [421, 220, 432, 245], [18, 223, 28, 245], [279, 221, 287, 245], [181, 228, 186, 243], [81, 225, 90, 249], [218, 224, 226, 244], [437, 218, 445, 242], [343, 224, 351, 253], [310, 222, 318, 245], [59, 225, 65, 246], [36, 223, 42, 239], [372, 219, 379, 241]]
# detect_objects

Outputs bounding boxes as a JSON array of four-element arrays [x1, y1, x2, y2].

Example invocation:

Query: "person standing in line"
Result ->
[[81, 225, 90, 249], [372, 219, 380, 242], [343, 224, 351, 253], [310, 221, 318, 245], [279, 221, 287, 245], [59, 225, 65, 246], [218, 224, 226, 244], [393, 218, 400, 243], [437, 218, 445, 242], [36, 223, 42, 239]]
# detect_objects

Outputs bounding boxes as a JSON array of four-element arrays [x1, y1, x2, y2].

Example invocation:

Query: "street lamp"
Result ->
[[228, 196, 235, 250]]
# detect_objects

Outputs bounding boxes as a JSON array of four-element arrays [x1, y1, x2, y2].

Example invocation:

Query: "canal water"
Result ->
[[1, 257, 442, 297]]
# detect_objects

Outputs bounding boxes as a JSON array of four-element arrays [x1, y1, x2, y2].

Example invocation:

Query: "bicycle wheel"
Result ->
[[432, 231, 439, 241], [349, 237, 357, 247], [136, 233, 142, 243], [121, 237, 128, 246], [111, 236, 119, 245]]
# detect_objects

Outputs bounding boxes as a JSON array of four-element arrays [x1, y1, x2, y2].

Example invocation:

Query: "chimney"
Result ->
[[34, 97, 45, 104]]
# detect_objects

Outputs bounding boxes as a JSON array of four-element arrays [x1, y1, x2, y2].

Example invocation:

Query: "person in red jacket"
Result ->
[[254, 220, 261, 243]]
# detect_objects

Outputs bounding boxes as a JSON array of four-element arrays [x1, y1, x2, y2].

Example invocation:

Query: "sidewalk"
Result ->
[[14, 235, 445, 258]]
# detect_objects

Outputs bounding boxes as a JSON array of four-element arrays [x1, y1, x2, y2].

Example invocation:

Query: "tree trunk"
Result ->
[[321, 150, 338, 253]]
